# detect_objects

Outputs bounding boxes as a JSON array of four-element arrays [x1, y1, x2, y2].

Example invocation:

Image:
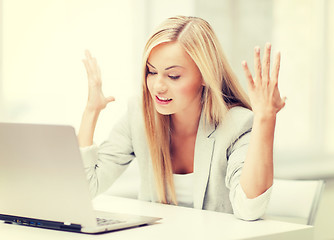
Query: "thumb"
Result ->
[[280, 96, 287, 109], [106, 96, 116, 103]]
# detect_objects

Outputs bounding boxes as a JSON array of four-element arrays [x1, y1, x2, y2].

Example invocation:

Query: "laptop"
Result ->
[[0, 122, 161, 234]]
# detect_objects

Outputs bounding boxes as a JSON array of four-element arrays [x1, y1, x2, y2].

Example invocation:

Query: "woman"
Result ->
[[79, 16, 286, 220]]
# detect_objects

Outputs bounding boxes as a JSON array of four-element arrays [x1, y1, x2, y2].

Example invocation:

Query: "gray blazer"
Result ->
[[82, 97, 271, 220]]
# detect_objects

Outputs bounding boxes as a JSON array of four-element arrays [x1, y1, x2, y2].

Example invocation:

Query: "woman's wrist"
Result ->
[[252, 112, 277, 141], [253, 111, 277, 123], [78, 106, 101, 147], [84, 103, 102, 116]]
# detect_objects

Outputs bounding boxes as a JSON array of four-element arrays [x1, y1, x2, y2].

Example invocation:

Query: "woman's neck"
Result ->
[[171, 105, 202, 137]]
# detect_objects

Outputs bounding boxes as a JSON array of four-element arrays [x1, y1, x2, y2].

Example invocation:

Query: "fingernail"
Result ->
[[255, 47, 260, 53], [241, 61, 247, 66], [266, 42, 271, 48]]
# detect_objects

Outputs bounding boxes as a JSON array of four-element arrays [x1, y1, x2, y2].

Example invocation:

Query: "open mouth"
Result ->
[[155, 95, 173, 105]]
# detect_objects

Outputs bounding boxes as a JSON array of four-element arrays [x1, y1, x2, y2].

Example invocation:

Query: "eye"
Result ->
[[168, 75, 180, 80], [147, 70, 157, 75]]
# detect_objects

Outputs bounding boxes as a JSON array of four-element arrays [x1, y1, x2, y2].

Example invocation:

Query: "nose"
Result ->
[[154, 76, 168, 94]]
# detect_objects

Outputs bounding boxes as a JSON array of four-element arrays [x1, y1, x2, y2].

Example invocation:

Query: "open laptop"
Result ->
[[0, 122, 161, 234]]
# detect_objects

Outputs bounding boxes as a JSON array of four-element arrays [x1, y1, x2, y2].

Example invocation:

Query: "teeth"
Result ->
[[157, 96, 171, 101]]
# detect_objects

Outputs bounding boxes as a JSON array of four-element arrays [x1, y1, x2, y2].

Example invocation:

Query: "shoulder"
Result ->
[[222, 106, 253, 126], [127, 94, 142, 110], [110, 94, 143, 133], [227, 106, 253, 118], [225, 106, 253, 128], [124, 95, 145, 132], [124, 94, 143, 118], [214, 106, 253, 140]]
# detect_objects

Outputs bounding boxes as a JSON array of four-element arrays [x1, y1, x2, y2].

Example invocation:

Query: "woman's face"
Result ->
[[146, 41, 203, 116]]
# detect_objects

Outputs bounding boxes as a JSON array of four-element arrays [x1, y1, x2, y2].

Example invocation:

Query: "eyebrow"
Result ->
[[147, 62, 184, 70]]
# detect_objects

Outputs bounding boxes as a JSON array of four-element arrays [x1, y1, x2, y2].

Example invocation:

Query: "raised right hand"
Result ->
[[82, 50, 115, 112]]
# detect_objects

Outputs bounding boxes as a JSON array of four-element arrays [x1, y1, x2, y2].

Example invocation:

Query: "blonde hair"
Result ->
[[142, 16, 251, 205]]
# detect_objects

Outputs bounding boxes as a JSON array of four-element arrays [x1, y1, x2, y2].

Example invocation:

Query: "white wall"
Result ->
[[195, 0, 334, 159], [0, 0, 3, 120], [2, 1, 334, 155], [0, 0, 198, 143], [1, 0, 142, 143]]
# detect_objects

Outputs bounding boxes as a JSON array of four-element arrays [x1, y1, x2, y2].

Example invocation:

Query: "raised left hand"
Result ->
[[242, 43, 286, 118]]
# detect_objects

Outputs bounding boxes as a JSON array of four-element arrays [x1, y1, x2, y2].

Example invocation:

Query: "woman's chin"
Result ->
[[154, 106, 173, 116]]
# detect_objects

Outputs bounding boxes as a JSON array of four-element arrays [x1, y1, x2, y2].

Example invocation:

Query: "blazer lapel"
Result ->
[[193, 115, 216, 209]]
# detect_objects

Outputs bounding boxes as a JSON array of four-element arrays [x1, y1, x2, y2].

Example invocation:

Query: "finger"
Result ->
[[106, 96, 116, 102], [254, 46, 262, 84], [97, 64, 101, 80], [280, 96, 287, 110], [82, 59, 92, 77], [85, 49, 92, 60], [262, 43, 271, 84], [271, 51, 281, 84], [84, 50, 96, 72], [83, 50, 94, 72], [242, 61, 255, 89], [92, 57, 101, 80]]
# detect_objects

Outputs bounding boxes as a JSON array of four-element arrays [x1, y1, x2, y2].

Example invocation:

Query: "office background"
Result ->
[[0, 0, 333, 239]]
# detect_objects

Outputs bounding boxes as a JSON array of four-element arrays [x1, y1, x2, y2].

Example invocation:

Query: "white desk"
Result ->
[[0, 194, 313, 240]]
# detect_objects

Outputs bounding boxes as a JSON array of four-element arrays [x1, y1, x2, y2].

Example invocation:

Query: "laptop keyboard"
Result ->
[[96, 217, 125, 226]]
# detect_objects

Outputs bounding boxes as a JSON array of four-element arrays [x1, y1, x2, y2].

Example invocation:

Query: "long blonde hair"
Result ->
[[142, 16, 251, 205]]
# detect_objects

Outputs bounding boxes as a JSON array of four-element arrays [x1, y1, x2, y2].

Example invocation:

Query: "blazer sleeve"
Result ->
[[225, 111, 272, 221], [80, 100, 136, 197]]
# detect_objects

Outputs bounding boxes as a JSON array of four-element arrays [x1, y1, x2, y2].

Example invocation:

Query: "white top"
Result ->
[[173, 173, 194, 208]]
